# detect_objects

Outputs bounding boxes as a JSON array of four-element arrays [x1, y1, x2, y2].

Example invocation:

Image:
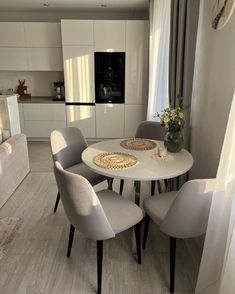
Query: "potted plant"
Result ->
[[158, 106, 185, 153]]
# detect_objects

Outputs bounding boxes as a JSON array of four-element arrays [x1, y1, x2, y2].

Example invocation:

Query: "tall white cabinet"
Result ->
[[61, 19, 148, 139]]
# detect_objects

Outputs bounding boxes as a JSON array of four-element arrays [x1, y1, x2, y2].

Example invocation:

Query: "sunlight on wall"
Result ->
[[106, 48, 115, 52], [65, 54, 92, 103]]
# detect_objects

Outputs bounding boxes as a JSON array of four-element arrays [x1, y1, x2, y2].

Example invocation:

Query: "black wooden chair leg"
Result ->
[[97, 240, 103, 294], [143, 214, 150, 250], [53, 192, 60, 213], [170, 237, 176, 293], [134, 222, 142, 264], [107, 178, 114, 190], [157, 180, 162, 194], [151, 180, 156, 195], [119, 179, 124, 195], [164, 179, 168, 190], [67, 224, 75, 258]]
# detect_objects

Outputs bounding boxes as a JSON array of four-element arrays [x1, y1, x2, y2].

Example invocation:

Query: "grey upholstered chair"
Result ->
[[119, 121, 166, 195], [50, 127, 106, 214], [143, 179, 215, 293], [54, 161, 143, 294]]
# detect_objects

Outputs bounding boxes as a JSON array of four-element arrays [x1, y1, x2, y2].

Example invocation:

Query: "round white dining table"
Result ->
[[82, 139, 194, 205]]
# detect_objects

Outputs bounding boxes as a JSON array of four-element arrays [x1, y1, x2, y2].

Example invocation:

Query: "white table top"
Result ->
[[82, 139, 194, 181]]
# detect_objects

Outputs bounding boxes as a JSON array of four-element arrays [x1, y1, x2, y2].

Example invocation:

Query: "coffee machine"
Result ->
[[53, 82, 65, 101]]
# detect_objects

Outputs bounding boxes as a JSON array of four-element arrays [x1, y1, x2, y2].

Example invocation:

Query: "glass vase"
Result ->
[[164, 129, 184, 153]]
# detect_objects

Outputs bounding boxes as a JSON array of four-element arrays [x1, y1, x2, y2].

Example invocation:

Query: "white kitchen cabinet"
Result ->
[[0, 48, 28, 70], [23, 103, 66, 121], [63, 45, 95, 103], [66, 105, 96, 138], [0, 22, 25, 47], [124, 105, 145, 137], [61, 20, 94, 45], [24, 23, 61, 47], [27, 47, 63, 71], [125, 21, 149, 105], [96, 104, 124, 138], [24, 121, 66, 138], [94, 21, 125, 52], [22, 103, 66, 138]]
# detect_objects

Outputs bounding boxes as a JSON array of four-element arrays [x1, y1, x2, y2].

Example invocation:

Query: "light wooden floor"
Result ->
[[0, 142, 202, 294]]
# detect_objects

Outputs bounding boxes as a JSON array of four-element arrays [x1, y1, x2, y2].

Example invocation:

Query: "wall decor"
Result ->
[[210, 0, 235, 29]]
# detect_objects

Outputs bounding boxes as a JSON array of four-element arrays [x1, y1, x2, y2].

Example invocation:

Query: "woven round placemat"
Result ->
[[120, 138, 157, 151], [94, 152, 138, 170]]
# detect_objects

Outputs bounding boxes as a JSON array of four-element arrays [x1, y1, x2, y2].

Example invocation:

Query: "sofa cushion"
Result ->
[[2, 130, 11, 141]]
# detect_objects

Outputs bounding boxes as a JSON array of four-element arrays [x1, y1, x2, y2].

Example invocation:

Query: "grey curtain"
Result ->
[[169, 0, 200, 149]]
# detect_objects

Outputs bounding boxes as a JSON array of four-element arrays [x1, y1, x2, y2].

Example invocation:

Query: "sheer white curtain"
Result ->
[[196, 90, 235, 294], [147, 0, 171, 121]]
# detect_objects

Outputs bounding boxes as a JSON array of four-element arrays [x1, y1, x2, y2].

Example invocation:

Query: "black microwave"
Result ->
[[95, 52, 125, 104]]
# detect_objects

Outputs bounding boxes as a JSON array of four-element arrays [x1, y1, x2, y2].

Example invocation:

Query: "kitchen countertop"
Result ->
[[18, 96, 65, 104]]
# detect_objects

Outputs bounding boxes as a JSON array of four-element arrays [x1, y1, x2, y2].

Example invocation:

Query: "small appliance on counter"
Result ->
[[53, 82, 65, 101]]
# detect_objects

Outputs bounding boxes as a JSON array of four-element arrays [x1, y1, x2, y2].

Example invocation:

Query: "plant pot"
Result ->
[[164, 130, 184, 153]]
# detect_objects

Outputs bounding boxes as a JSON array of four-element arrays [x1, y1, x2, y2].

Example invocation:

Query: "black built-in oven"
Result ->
[[95, 52, 125, 104]]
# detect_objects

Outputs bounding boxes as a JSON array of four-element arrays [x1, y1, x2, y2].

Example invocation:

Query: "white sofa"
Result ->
[[0, 130, 30, 208]]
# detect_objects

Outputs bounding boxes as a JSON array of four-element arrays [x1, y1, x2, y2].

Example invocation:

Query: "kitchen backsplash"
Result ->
[[0, 71, 64, 97]]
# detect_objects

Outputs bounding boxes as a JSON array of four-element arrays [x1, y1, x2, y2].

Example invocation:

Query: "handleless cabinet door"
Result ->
[[66, 105, 96, 138], [63, 45, 95, 103], [125, 21, 149, 105], [61, 20, 94, 45], [0, 48, 28, 70], [94, 21, 125, 52], [27, 47, 63, 71], [96, 104, 124, 138], [124, 105, 145, 137], [0, 23, 25, 47], [24, 23, 62, 47]]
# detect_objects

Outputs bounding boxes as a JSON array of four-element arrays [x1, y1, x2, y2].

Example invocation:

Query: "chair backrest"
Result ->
[[135, 121, 166, 140], [54, 161, 115, 241], [50, 127, 87, 169], [160, 179, 216, 239]]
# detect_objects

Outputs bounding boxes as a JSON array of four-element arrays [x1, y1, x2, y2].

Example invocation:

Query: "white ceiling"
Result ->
[[0, 0, 149, 12]]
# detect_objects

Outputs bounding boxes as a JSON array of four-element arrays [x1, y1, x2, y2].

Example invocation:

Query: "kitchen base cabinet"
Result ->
[[66, 105, 96, 138], [20, 102, 66, 139], [124, 105, 145, 137], [24, 121, 66, 138], [96, 104, 124, 138]]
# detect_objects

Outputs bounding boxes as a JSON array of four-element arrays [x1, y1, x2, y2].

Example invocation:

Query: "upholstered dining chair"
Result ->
[[142, 179, 215, 293], [54, 161, 143, 294], [50, 127, 107, 214], [119, 121, 166, 196]]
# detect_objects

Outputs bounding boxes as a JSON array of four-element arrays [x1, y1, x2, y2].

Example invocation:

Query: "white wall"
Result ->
[[189, 1, 235, 179], [0, 71, 63, 96]]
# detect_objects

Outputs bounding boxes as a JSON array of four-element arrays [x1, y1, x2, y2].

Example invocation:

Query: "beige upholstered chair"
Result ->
[[54, 161, 143, 294], [50, 127, 106, 213], [143, 179, 215, 293], [119, 121, 166, 195]]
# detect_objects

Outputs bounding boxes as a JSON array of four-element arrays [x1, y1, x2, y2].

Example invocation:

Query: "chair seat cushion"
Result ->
[[143, 192, 177, 225], [97, 190, 143, 235], [66, 162, 106, 186]]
